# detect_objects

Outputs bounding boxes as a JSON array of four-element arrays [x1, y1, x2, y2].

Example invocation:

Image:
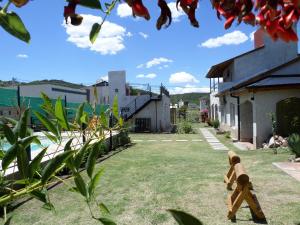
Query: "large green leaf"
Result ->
[[55, 97, 70, 130], [16, 144, 29, 179], [74, 173, 89, 199], [40, 92, 54, 116], [14, 108, 30, 138], [75, 103, 85, 126], [0, 11, 30, 43], [88, 168, 104, 197], [89, 22, 101, 44], [64, 138, 76, 171], [112, 96, 119, 119], [98, 217, 117, 225], [19, 135, 38, 149], [28, 148, 47, 179], [41, 151, 74, 184], [3, 124, 16, 144], [42, 131, 58, 143], [74, 140, 91, 170], [2, 144, 18, 170], [86, 143, 101, 178], [100, 111, 108, 128], [34, 111, 59, 138], [68, 0, 102, 9], [167, 210, 203, 225]]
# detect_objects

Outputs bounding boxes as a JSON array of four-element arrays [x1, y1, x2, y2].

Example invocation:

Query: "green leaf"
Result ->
[[30, 189, 47, 203], [98, 217, 117, 225], [112, 96, 119, 119], [0, 150, 5, 159], [86, 143, 101, 178], [74, 173, 89, 198], [64, 138, 75, 171], [16, 144, 29, 179], [90, 22, 101, 44], [68, 0, 102, 9], [80, 112, 89, 124], [41, 151, 74, 184], [28, 148, 47, 179], [34, 111, 59, 138], [19, 135, 38, 149], [88, 168, 104, 197], [3, 124, 16, 144], [2, 144, 18, 170], [75, 103, 85, 125], [42, 131, 58, 143], [118, 117, 124, 127], [98, 202, 110, 215], [167, 210, 203, 225], [14, 108, 30, 138], [40, 92, 54, 116], [100, 111, 108, 128], [74, 140, 91, 170], [0, 11, 30, 43], [55, 97, 70, 130]]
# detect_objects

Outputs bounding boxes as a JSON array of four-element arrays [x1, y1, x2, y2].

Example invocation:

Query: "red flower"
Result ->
[[126, 0, 150, 20], [157, 0, 172, 30]]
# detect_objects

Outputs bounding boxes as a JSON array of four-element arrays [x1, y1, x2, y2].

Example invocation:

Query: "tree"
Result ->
[[0, 0, 299, 44]]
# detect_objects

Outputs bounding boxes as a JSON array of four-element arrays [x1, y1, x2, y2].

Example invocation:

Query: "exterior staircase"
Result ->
[[121, 84, 169, 121]]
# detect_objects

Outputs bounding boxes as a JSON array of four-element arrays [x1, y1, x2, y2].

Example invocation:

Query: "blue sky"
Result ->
[[0, 0, 296, 94]]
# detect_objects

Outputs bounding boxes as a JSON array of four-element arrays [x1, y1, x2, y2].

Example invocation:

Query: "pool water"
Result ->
[[2, 138, 53, 151]]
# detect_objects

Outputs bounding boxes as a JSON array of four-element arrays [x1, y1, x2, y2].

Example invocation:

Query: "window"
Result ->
[[115, 88, 118, 93], [0, 111, 3, 116], [230, 103, 235, 127], [8, 111, 11, 116]]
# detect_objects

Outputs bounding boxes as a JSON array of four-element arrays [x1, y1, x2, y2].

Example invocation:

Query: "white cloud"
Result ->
[[137, 57, 173, 69], [136, 73, 157, 79], [139, 32, 149, 39], [167, 2, 184, 22], [169, 85, 210, 94], [249, 31, 255, 41], [17, 54, 28, 58], [169, 72, 199, 84], [126, 31, 133, 37], [62, 14, 128, 55], [117, 3, 132, 18], [200, 30, 248, 48]]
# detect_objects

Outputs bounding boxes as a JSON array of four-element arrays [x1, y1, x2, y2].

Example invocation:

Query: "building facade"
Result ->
[[207, 28, 300, 148]]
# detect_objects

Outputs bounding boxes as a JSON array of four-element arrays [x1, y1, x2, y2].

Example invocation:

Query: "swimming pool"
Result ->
[[2, 138, 53, 152]]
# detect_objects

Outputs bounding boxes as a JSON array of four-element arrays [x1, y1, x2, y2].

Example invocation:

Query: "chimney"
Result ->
[[254, 28, 265, 49]]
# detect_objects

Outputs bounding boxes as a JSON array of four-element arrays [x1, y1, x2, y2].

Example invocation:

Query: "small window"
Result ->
[[8, 111, 11, 116], [0, 111, 3, 116], [115, 89, 118, 93]]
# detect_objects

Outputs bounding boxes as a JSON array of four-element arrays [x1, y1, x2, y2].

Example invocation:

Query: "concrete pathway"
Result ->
[[273, 162, 300, 182], [200, 128, 229, 151]]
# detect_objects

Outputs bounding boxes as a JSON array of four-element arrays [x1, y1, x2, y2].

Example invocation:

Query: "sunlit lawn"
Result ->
[[3, 124, 300, 225]]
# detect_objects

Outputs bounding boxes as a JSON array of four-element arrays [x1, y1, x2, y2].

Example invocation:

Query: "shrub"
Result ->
[[225, 131, 231, 139], [177, 121, 194, 134], [212, 119, 220, 129], [207, 119, 213, 127], [288, 133, 300, 158]]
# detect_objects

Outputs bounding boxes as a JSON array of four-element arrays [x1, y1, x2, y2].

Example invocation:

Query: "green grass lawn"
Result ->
[[2, 125, 300, 225]]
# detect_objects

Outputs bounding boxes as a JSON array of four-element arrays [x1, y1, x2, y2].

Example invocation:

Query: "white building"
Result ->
[[206, 28, 300, 148], [1, 71, 171, 133]]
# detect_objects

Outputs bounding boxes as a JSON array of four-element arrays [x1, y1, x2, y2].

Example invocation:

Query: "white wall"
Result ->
[[252, 88, 300, 147], [108, 71, 127, 111], [19, 84, 88, 103], [132, 95, 171, 132]]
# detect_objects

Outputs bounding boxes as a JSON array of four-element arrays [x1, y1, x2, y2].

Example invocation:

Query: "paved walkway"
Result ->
[[273, 162, 300, 181], [200, 128, 229, 150]]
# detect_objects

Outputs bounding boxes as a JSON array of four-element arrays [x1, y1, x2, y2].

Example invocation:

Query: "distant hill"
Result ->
[[0, 79, 86, 89], [170, 92, 209, 104]]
